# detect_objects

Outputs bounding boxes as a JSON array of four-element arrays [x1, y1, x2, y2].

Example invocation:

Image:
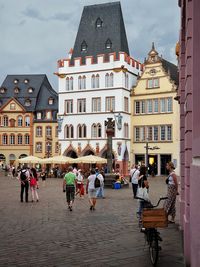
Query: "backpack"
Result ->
[[20, 171, 27, 181], [94, 175, 101, 188]]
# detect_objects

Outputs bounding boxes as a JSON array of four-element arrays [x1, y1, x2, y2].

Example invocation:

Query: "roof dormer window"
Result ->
[[81, 41, 87, 52], [105, 39, 112, 49], [25, 99, 31, 106], [48, 98, 54, 105], [0, 87, 6, 94], [24, 79, 29, 84], [14, 87, 20, 94], [13, 79, 19, 84], [96, 17, 103, 28], [28, 87, 33, 93]]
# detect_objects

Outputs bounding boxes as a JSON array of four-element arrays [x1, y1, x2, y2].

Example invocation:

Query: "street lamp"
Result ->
[[144, 139, 160, 176]]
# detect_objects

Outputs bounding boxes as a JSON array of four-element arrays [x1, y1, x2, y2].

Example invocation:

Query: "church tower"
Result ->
[[56, 2, 142, 175]]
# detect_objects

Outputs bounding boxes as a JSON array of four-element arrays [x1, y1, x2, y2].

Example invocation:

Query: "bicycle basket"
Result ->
[[142, 208, 168, 228]]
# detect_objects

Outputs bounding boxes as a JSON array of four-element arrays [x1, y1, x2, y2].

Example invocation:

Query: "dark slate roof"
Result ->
[[161, 58, 179, 85], [71, 1, 129, 63], [0, 74, 58, 112]]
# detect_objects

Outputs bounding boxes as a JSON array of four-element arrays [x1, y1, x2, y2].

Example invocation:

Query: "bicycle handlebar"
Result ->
[[135, 196, 168, 208]]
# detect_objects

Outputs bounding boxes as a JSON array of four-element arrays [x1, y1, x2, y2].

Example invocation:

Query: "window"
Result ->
[[36, 142, 42, 153], [105, 39, 112, 49], [17, 135, 23, 144], [135, 101, 140, 114], [160, 99, 166, 113], [91, 75, 95, 88], [78, 124, 86, 138], [2, 134, 8, 145], [91, 124, 102, 138], [48, 98, 54, 105], [25, 134, 30, 145], [70, 77, 73, 90], [36, 126, 42, 137], [153, 99, 158, 113], [77, 99, 86, 113], [37, 112, 42, 120], [65, 100, 73, 113], [66, 77, 69, 91], [124, 123, 129, 138], [105, 73, 109, 88], [135, 127, 140, 142], [18, 116, 23, 126], [167, 97, 172, 112], [96, 17, 103, 28], [81, 41, 87, 52], [96, 74, 99, 88], [124, 97, 129, 112], [10, 134, 15, 145], [25, 116, 30, 126], [105, 97, 115, 112], [25, 99, 31, 106], [0, 87, 6, 93], [147, 126, 153, 141], [147, 78, 159, 88], [65, 125, 74, 138], [46, 111, 52, 119], [14, 87, 19, 94], [24, 79, 29, 84], [147, 100, 153, 113], [167, 125, 172, 140], [141, 127, 145, 141], [78, 76, 82, 89], [153, 126, 159, 141], [46, 142, 52, 155], [92, 97, 101, 112], [160, 126, 166, 141], [109, 73, 114, 87], [125, 73, 129, 88], [46, 126, 52, 137], [10, 103, 16, 110], [13, 79, 19, 84], [3, 116, 8, 126], [82, 76, 86, 89], [141, 100, 146, 114], [55, 142, 59, 153], [28, 87, 33, 93]]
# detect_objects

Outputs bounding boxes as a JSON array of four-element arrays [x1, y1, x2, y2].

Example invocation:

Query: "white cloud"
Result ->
[[0, 0, 179, 89]]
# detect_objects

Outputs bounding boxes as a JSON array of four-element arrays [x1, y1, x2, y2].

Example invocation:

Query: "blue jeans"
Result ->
[[96, 186, 104, 198]]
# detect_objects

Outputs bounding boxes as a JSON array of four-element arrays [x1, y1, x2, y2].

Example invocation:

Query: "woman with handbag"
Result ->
[[163, 162, 178, 223], [30, 167, 39, 202]]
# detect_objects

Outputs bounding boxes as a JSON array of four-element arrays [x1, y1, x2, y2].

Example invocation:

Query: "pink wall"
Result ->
[[178, 0, 200, 266]]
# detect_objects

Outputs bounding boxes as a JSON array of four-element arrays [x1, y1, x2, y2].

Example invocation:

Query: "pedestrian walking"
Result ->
[[96, 169, 105, 198], [30, 167, 39, 202], [86, 169, 98, 211], [75, 169, 84, 198], [164, 162, 179, 223], [130, 164, 140, 198], [18, 166, 29, 203], [40, 170, 46, 187], [63, 166, 77, 211]]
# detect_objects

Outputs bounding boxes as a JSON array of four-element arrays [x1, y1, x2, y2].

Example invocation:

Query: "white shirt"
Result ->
[[130, 168, 140, 184], [168, 171, 175, 185], [87, 174, 96, 190]]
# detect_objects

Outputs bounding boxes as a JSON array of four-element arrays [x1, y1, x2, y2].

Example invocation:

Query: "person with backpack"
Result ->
[[96, 169, 105, 198], [86, 169, 100, 211], [18, 166, 29, 202]]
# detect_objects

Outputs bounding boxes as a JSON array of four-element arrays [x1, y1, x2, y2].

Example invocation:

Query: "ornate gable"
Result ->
[[0, 98, 26, 112]]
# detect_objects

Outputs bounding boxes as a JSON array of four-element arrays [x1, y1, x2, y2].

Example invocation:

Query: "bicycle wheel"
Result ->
[[149, 233, 159, 266]]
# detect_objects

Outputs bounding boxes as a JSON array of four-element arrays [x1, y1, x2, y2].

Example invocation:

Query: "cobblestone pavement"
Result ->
[[0, 172, 184, 267]]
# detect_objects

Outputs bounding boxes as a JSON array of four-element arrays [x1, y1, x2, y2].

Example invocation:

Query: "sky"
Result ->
[[0, 0, 180, 90]]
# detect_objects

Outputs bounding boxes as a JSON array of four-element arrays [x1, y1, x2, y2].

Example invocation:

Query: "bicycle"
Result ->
[[136, 196, 168, 266]]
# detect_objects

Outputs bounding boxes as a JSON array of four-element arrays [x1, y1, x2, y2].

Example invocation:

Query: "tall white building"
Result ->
[[56, 2, 142, 175]]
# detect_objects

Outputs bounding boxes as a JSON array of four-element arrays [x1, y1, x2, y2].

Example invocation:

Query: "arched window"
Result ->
[[97, 123, 102, 137], [78, 124, 86, 138], [66, 77, 70, 91], [96, 74, 100, 88], [18, 116, 23, 126], [10, 134, 15, 145], [81, 41, 87, 52], [25, 116, 30, 127], [91, 75, 95, 88], [91, 124, 97, 138], [36, 126, 42, 137], [105, 39, 112, 49], [110, 72, 114, 87], [70, 77, 73, 90], [46, 126, 52, 137], [2, 134, 8, 145], [82, 76, 86, 89], [105, 73, 109, 88], [25, 99, 31, 106], [3, 116, 8, 126], [36, 142, 42, 153], [17, 135, 23, 145], [78, 76, 82, 89], [96, 17, 103, 28], [65, 125, 74, 138], [25, 134, 30, 145]]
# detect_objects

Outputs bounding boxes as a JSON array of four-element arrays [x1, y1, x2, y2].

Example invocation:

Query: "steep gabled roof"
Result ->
[[71, 2, 129, 63], [0, 74, 58, 112], [161, 58, 179, 85]]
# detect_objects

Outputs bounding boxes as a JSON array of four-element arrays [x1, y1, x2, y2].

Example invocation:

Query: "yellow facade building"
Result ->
[[130, 44, 180, 175], [0, 75, 58, 167]]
